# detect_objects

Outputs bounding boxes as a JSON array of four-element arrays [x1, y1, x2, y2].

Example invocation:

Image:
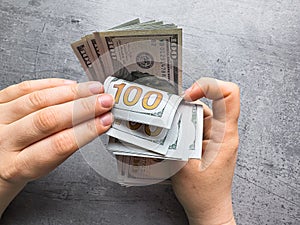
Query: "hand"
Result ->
[[172, 78, 240, 225], [0, 78, 114, 216]]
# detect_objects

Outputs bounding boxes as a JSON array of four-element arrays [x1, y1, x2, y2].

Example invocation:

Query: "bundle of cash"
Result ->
[[105, 76, 203, 160], [105, 76, 203, 186], [71, 19, 203, 186], [71, 18, 182, 91]]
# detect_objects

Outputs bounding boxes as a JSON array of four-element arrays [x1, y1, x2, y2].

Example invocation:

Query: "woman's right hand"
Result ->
[[172, 78, 240, 225]]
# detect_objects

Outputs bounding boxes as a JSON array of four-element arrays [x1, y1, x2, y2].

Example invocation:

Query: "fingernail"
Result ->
[[89, 82, 103, 94], [98, 94, 114, 108], [64, 80, 77, 85], [100, 113, 113, 126]]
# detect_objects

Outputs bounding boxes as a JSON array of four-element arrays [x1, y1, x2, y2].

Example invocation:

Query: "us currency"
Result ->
[[115, 154, 195, 187], [103, 76, 202, 158], [107, 102, 182, 156], [109, 18, 140, 30], [104, 76, 203, 186], [94, 27, 182, 91], [104, 76, 182, 129], [71, 19, 202, 186], [71, 19, 182, 91], [71, 18, 141, 82], [116, 156, 175, 186], [108, 102, 203, 160], [71, 39, 97, 81], [84, 35, 106, 82], [83, 19, 143, 81]]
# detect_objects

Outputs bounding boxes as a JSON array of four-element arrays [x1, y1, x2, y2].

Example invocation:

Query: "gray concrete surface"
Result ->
[[0, 0, 299, 224]]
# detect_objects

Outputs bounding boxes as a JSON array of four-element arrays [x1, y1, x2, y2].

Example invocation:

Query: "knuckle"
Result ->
[[14, 156, 32, 180], [34, 108, 58, 133], [0, 87, 8, 99], [80, 97, 95, 114], [52, 132, 77, 156], [86, 120, 97, 134], [69, 84, 78, 98], [28, 91, 47, 108], [18, 81, 32, 93], [0, 131, 8, 149], [228, 82, 240, 94], [0, 157, 31, 182], [0, 167, 17, 182]]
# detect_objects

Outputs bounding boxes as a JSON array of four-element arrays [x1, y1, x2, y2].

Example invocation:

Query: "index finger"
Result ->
[[0, 78, 77, 103], [184, 77, 240, 123]]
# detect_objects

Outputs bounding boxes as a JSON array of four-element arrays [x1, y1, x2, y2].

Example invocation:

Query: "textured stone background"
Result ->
[[0, 0, 299, 224]]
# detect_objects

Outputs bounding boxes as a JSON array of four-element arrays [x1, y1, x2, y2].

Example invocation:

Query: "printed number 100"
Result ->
[[113, 83, 163, 110]]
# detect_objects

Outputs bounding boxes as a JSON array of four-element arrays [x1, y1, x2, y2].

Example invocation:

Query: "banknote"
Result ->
[[108, 103, 203, 160], [107, 119, 170, 154], [71, 39, 97, 81], [94, 28, 182, 92], [109, 18, 140, 30], [107, 102, 183, 155], [116, 156, 169, 186], [111, 20, 163, 31], [116, 156, 187, 187], [71, 19, 182, 92], [104, 76, 182, 129], [85, 19, 143, 82], [167, 103, 203, 160], [71, 19, 142, 82], [84, 35, 106, 82]]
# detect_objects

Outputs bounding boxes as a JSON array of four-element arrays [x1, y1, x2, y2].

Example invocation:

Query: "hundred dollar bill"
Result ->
[[112, 22, 177, 32], [108, 103, 203, 160], [71, 39, 97, 81], [94, 28, 182, 92], [71, 18, 142, 82], [104, 76, 182, 129], [116, 156, 168, 186], [111, 20, 162, 31], [84, 35, 107, 82], [116, 156, 186, 187], [169, 103, 203, 160], [107, 103, 183, 155], [185, 102, 203, 159], [71, 19, 182, 93], [109, 119, 169, 143], [109, 18, 141, 30], [86, 19, 142, 82]]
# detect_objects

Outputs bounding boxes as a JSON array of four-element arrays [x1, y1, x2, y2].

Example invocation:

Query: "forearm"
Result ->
[[0, 179, 26, 218]]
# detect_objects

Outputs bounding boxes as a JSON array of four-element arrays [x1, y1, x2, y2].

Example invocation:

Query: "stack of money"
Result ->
[[71, 18, 182, 89], [71, 19, 203, 186], [105, 76, 203, 160]]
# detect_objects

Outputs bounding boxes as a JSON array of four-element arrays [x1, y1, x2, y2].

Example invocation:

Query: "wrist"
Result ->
[[0, 178, 26, 218], [186, 197, 235, 225], [188, 215, 236, 225]]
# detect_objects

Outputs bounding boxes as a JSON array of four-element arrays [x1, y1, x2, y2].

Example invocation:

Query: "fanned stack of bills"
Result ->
[[71, 18, 182, 89], [105, 76, 203, 160], [71, 19, 203, 186]]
